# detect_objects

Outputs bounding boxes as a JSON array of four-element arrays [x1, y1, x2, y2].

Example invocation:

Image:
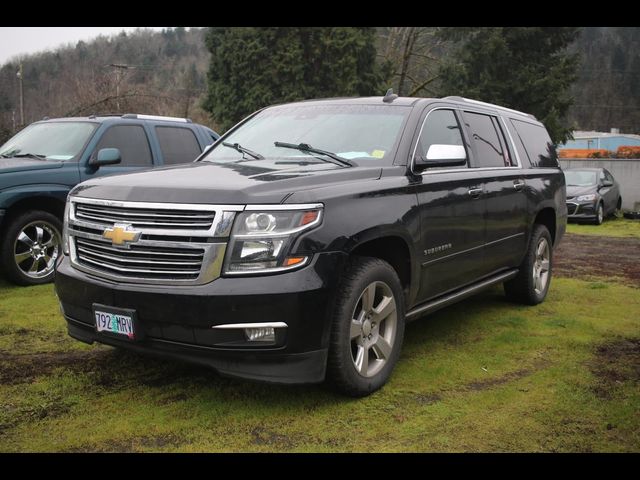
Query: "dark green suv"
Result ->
[[0, 114, 218, 286]]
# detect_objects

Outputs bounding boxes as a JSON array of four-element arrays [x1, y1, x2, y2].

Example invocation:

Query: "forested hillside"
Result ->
[[0, 27, 210, 141], [0, 26, 638, 144]]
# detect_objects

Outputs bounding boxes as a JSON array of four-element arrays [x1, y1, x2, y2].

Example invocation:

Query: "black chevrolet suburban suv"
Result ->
[[54, 95, 567, 397], [0, 114, 218, 286]]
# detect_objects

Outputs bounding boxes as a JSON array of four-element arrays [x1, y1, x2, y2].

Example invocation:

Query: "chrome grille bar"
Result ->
[[76, 246, 203, 267], [75, 203, 216, 230], [77, 255, 201, 277]]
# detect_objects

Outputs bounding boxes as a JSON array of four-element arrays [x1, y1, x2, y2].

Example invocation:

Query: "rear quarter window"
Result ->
[[510, 119, 558, 168]]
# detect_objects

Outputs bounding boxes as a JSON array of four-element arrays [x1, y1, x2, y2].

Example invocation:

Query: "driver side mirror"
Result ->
[[415, 144, 467, 170], [600, 179, 613, 188], [90, 148, 121, 168]]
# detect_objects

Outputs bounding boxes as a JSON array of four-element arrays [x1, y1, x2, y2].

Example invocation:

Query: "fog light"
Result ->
[[245, 327, 275, 342]]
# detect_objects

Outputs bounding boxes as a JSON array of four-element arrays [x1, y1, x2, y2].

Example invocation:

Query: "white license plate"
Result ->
[[94, 310, 135, 339]]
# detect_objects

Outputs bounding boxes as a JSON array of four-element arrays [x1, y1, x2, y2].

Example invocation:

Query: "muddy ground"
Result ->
[[554, 233, 640, 287]]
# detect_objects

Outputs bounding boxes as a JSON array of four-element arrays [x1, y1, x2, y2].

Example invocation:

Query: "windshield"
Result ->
[[564, 170, 597, 186], [0, 121, 97, 161], [201, 104, 410, 165]]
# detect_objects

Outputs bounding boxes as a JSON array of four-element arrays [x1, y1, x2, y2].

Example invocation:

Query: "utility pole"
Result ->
[[108, 64, 136, 112], [17, 62, 24, 126]]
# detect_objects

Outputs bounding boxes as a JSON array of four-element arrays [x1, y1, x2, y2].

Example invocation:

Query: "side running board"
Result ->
[[405, 269, 519, 322]]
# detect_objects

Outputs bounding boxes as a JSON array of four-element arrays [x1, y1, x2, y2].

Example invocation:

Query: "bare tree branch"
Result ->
[[409, 75, 440, 97]]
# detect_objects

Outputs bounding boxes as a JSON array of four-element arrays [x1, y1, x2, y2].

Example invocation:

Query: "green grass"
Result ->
[[0, 275, 639, 452], [567, 216, 640, 238]]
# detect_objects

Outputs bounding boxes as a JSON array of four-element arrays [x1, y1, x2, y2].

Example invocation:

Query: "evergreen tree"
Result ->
[[437, 27, 581, 144], [568, 27, 640, 133], [203, 27, 387, 131]]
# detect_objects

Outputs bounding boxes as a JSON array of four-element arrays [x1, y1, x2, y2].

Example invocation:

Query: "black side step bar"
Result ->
[[405, 269, 519, 322]]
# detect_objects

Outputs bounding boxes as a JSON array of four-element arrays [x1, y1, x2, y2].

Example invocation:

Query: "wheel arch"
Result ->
[[345, 231, 418, 308], [2, 194, 66, 225], [532, 207, 557, 246]]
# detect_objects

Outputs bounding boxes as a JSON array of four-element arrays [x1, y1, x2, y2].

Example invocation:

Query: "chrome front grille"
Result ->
[[67, 197, 244, 285], [75, 203, 215, 230], [75, 237, 204, 280]]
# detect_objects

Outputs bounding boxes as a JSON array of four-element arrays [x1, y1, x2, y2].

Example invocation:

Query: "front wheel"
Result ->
[[504, 224, 553, 305], [0, 210, 62, 286], [593, 202, 604, 225], [326, 257, 405, 397]]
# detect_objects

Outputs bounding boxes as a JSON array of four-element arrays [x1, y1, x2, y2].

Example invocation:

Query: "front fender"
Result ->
[[0, 184, 72, 211]]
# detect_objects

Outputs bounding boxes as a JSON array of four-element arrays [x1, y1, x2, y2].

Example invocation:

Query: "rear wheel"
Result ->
[[326, 257, 405, 397], [504, 224, 553, 305], [0, 210, 62, 286]]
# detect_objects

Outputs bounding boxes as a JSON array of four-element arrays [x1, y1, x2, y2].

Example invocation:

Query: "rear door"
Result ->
[[411, 107, 487, 302], [154, 125, 204, 165], [460, 110, 528, 275], [80, 123, 154, 181]]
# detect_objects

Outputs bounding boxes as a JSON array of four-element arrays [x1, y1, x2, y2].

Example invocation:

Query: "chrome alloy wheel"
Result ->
[[532, 237, 550, 295], [350, 281, 398, 378], [13, 221, 61, 280]]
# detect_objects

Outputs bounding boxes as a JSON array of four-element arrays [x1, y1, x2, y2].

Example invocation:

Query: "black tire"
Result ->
[[504, 224, 553, 306], [615, 197, 622, 216], [326, 257, 405, 397], [0, 210, 62, 286], [592, 202, 604, 225]]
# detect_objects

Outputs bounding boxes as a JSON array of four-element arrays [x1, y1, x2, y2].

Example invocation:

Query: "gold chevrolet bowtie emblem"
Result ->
[[102, 224, 140, 247]]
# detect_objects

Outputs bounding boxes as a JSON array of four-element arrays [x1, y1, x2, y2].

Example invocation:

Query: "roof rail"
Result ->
[[443, 96, 536, 120], [121, 113, 192, 123]]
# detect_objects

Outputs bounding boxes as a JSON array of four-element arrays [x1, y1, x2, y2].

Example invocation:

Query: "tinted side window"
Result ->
[[95, 125, 152, 167], [155, 126, 201, 165], [416, 109, 466, 165], [463, 112, 509, 168], [504, 120, 530, 167], [510, 119, 558, 168]]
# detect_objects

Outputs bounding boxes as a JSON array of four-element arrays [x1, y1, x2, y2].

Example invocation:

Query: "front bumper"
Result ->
[[566, 201, 598, 221], [55, 251, 347, 384]]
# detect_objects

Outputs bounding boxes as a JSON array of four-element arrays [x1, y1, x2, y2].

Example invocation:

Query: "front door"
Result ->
[[80, 124, 154, 182], [411, 108, 487, 302]]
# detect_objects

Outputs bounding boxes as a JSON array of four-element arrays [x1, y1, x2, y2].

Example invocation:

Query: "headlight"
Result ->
[[224, 205, 323, 274], [576, 194, 596, 202], [62, 200, 71, 255]]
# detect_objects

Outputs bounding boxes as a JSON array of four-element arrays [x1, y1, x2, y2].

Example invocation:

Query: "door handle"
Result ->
[[468, 187, 483, 198], [513, 180, 525, 191]]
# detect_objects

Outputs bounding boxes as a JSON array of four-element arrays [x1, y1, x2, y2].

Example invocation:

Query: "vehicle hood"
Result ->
[[566, 184, 596, 199], [0, 157, 64, 174], [71, 160, 383, 204]]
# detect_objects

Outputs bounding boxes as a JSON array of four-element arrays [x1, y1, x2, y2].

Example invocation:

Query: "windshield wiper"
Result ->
[[221, 142, 264, 160], [11, 153, 47, 160], [274, 142, 355, 167]]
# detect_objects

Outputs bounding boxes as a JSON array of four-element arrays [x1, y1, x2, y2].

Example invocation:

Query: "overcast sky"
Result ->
[[0, 27, 172, 64]]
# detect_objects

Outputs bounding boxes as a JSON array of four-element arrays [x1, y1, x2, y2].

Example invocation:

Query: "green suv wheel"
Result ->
[[0, 210, 62, 286]]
